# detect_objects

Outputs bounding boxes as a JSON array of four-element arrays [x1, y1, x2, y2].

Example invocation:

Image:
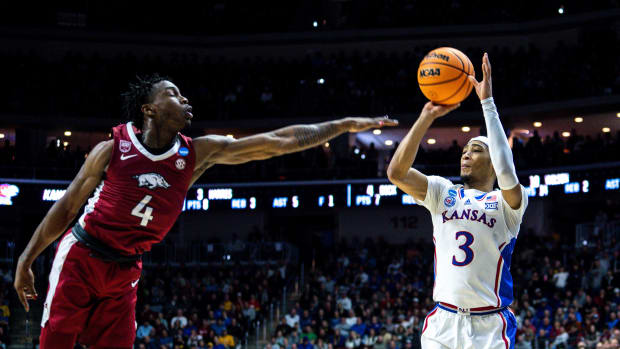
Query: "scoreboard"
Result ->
[[183, 179, 415, 211], [2, 168, 619, 212]]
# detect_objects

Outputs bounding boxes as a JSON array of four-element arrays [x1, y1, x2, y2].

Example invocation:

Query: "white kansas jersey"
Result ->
[[415, 176, 528, 309]]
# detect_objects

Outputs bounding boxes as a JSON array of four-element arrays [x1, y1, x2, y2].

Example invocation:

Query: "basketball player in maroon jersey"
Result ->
[[14, 75, 398, 348]]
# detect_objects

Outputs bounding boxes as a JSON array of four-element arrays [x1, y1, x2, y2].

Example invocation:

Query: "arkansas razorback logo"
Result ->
[[133, 173, 170, 190]]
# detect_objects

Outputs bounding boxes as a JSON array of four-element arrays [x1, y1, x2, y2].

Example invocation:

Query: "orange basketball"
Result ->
[[417, 47, 474, 105]]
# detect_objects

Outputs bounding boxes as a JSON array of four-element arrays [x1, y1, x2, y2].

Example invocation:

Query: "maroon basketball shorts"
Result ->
[[40, 230, 142, 347]]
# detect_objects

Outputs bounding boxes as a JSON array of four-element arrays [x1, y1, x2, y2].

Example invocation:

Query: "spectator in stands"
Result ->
[[362, 328, 377, 347], [0, 298, 8, 327], [350, 317, 366, 337], [285, 309, 300, 331], [269, 336, 280, 349], [187, 329, 203, 347], [211, 319, 226, 336], [218, 329, 235, 348], [553, 266, 570, 290], [213, 337, 226, 349], [276, 318, 293, 337], [0, 327, 8, 349], [159, 329, 173, 348], [345, 331, 361, 348], [137, 321, 155, 340], [301, 325, 317, 342], [171, 309, 188, 329]]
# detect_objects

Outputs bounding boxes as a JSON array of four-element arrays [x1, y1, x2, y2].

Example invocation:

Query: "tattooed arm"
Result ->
[[191, 117, 398, 173]]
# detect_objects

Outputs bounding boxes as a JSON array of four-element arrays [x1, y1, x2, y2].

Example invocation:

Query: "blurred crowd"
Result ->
[[126, 226, 620, 349], [0, 268, 12, 348], [132, 264, 291, 349], [2, 27, 619, 123], [1, 127, 619, 182], [4, 1, 618, 35], [267, 230, 619, 349]]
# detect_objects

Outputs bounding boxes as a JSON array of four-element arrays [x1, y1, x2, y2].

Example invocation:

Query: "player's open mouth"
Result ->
[[184, 106, 193, 120]]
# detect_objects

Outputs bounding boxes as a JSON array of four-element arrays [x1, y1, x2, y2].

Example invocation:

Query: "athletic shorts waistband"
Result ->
[[437, 302, 507, 316], [71, 223, 141, 263]]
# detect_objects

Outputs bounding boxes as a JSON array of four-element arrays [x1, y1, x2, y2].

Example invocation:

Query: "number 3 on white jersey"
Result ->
[[131, 195, 154, 226], [452, 231, 475, 266]]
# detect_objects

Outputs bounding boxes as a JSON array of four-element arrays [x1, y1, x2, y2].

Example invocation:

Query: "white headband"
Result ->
[[467, 136, 490, 148]]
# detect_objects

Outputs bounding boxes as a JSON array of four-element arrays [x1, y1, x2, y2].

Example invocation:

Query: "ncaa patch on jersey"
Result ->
[[178, 147, 189, 157], [175, 158, 186, 170], [485, 202, 498, 210], [120, 140, 132, 153], [444, 196, 456, 207]]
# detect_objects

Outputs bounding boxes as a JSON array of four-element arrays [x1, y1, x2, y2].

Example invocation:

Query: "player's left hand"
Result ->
[[14, 262, 38, 312], [345, 116, 399, 133], [468, 52, 493, 100]]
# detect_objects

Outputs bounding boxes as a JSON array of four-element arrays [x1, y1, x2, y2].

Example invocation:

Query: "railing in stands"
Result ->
[[575, 220, 620, 250]]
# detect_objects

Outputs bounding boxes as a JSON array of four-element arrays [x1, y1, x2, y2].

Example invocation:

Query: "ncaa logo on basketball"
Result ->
[[175, 158, 186, 170], [419, 68, 440, 77], [120, 140, 132, 153], [444, 196, 456, 208]]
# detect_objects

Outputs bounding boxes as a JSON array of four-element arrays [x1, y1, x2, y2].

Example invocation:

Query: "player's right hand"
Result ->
[[14, 262, 37, 312], [420, 101, 460, 120]]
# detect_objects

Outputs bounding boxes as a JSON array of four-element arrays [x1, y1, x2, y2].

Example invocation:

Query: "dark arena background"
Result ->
[[1, 1, 620, 349]]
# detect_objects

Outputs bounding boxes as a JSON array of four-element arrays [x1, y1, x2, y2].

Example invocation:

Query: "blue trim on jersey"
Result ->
[[501, 308, 517, 349], [498, 238, 517, 307], [432, 239, 436, 283], [422, 305, 439, 334], [475, 192, 487, 200], [458, 187, 465, 199]]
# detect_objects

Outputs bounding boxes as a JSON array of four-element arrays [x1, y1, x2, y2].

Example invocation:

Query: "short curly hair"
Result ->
[[121, 74, 170, 129]]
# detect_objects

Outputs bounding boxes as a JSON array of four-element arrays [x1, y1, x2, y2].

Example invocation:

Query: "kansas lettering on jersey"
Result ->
[[415, 176, 528, 309], [78, 122, 196, 255]]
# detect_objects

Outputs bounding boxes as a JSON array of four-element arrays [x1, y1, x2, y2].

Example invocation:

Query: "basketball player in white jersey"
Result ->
[[387, 53, 527, 349]]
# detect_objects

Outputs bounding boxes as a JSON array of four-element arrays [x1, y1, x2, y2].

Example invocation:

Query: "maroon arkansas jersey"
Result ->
[[78, 122, 196, 255]]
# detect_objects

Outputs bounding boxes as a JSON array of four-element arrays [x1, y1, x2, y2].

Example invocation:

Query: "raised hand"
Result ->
[[468, 52, 493, 100], [345, 116, 399, 133], [420, 101, 461, 120]]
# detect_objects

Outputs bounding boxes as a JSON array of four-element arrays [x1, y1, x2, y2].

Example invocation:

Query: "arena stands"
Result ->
[[128, 230, 619, 349], [0, 269, 11, 348], [2, 1, 619, 34], [2, 128, 618, 182], [2, 38, 619, 122], [132, 264, 293, 349]]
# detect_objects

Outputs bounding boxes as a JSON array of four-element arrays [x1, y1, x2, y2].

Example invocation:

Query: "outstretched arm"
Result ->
[[192, 116, 398, 173], [14, 140, 113, 311], [387, 102, 460, 201], [468, 53, 522, 209]]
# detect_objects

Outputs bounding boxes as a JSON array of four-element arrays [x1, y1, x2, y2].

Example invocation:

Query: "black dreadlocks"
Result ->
[[121, 74, 170, 129]]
